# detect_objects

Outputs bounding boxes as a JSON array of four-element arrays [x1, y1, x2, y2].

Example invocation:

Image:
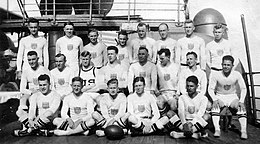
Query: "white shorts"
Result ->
[[216, 94, 239, 107], [160, 90, 177, 101]]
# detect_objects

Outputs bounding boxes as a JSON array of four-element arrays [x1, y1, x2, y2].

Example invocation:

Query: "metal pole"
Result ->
[[7, 0, 9, 19], [241, 14, 257, 124], [128, 0, 130, 22], [45, 0, 47, 15], [89, 0, 93, 21], [53, 0, 56, 25]]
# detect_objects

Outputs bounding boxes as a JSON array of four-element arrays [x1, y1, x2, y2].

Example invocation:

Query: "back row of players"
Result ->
[[14, 18, 247, 139]]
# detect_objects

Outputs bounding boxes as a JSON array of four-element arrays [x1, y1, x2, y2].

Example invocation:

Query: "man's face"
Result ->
[[28, 22, 39, 36], [138, 49, 148, 63], [55, 56, 66, 71], [28, 54, 38, 69], [159, 53, 169, 66], [222, 60, 233, 74], [81, 55, 91, 67], [64, 25, 74, 38], [118, 34, 128, 46], [134, 81, 145, 95], [107, 49, 117, 63], [137, 25, 147, 39], [184, 23, 195, 37], [71, 81, 83, 95], [213, 28, 224, 41], [186, 54, 197, 67], [108, 83, 118, 96], [159, 24, 168, 40], [39, 79, 50, 95], [88, 31, 98, 44], [186, 81, 197, 96]]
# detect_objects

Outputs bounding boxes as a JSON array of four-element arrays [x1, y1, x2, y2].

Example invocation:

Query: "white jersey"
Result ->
[[155, 37, 177, 63], [61, 92, 94, 121], [17, 35, 49, 71], [20, 65, 51, 95], [130, 37, 156, 63], [176, 35, 206, 70], [178, 93, 208, 123], [208, 70, 246, 103], [79, 65, 99, 92], [127, 92, 160, 123], [50, 66, 75, 96], [28, 90, 61, 120], [128, 61, 157, 93], [97, 63, 128, 89], [83, 42, 107, 68], [100, 93, 127, 121], [157, 62, 180, 92], [117, 45, 131, 69], [56, 35, 83, 73], [206, 39, 233, 69], [179, 67, 207, 95]]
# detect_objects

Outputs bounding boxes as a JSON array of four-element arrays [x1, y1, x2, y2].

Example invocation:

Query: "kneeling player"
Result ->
[[92, 78, 129, 136], [170, 76, 210, 139], [13, 74, 61, 136], [53, 76, 95, 136]]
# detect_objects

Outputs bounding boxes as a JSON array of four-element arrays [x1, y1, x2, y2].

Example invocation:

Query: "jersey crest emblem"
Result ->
[[31, 43, 37, 49], [188, 43, 194, 50], [164, 74, 171, 81], [91, 52, 97, 59], [58, 78, 65, 85], [110, 74, 117, 79], [33, 78, 38, 85], [224, 85, 231, 91], [67, 44, 73, 51], [42, 102, 50, 109], [217, 49, 224, 56], [119, 54, 125, 61], [138, 105, 145, 112], [188, 106, 195, 114], [74, 107, 81, 114], [110, 109, 119, 115]]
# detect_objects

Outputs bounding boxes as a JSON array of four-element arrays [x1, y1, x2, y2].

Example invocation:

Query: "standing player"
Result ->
[[83, 28, 107, 68], [92, 79, 128, 136], [208, 55, 247, 139], [50, 54, 75, 99], [16, 17, 49, 79], [128, 47, 157, 95], [13, 74, 61, 137], [130, 22, 156, 63], [116, 31, 131, 69], [155, 23, 177, 63], [97, 46, 128, 92], [17, 51, 51, 122], [157, 49, 180, 112], [53, 77, 95, 136], [170, 76, 209, 139], [56, 21, 83, 74], [176, 19, 206, 70], [206, 23, 236, 71], [179, 52, 207, 95]]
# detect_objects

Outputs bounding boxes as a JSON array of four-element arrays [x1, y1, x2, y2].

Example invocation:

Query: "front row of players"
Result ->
[[13, 55, 248, 140]]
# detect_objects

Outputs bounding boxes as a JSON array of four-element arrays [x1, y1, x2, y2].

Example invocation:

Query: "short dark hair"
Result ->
[[81, 51, 91, 57], [186, 51, 197, 59], [107, 78, 118, 86], [137, 22, 147, 28], [158, 48, 171, 57], [186, 75, 198, 85], [38, 74, 50, 83], [28, 17, 39, 25], [27, 51, 38, 57], [138, 46, 149, 53], [222, 55, 234, 64], [88, 28, 98, 35], [55, 53, 66, 61], [118, 30, 128, 37], [158, 23, 169, 30], [107, 46, 119, 54], [64, 21, 74, 27], [184, 19, 194, 25], [133, 76, 145, 91], [72, 76, 84, 85]]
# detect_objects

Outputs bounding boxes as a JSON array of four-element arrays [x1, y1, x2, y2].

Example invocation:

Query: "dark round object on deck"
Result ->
[[104, 125, 124, 140]]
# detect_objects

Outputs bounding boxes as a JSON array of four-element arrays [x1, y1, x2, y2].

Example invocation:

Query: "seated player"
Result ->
[[13, 74, 61, 136], [53, 77, 95, 136], [16, 51, 51, 125], [170, 76, 209, 139], [92, 79, 129, 137], [208, 55, 248, 139], [127, 77, 174, 136]]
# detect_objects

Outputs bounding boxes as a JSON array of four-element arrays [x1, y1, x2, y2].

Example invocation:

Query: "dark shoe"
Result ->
[[183, 122, 193, 138], [37, 129, 54, 137], [12, 128, 32, 137]]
